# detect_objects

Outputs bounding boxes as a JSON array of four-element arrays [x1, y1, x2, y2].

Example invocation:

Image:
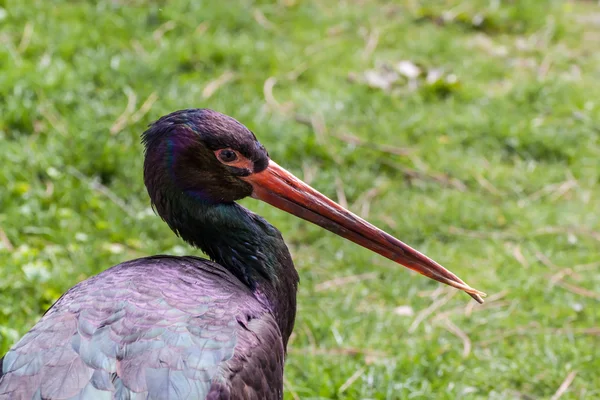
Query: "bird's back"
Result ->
[[0, 256, 285, 400]]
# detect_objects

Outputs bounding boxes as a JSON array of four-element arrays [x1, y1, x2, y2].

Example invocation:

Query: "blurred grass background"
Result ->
[[1, 0, 599, 398]]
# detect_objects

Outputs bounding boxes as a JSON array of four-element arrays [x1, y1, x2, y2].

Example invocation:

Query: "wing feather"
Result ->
[[0, 256, 277, 399]]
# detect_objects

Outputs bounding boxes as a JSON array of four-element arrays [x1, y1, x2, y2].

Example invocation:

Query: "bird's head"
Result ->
[[142, 108, 268, 204], [142, 108, 485, 302]]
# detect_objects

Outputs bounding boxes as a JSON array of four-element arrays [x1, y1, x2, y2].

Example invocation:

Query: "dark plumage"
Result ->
[[1, 257, 285, 399], [0, 109, 484, 399]]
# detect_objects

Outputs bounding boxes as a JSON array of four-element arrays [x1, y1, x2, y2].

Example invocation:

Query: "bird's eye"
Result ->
[[218, 149, 238, 163]]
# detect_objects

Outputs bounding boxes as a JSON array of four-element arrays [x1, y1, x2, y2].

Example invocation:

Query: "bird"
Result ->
[[0, 109, 485, 399]]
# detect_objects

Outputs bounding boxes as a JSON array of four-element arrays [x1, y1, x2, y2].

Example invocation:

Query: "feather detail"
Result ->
[[0, 256, 285, 399]]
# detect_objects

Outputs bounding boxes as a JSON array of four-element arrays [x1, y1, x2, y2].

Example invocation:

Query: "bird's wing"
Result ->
[[0, 256, 276, 400], [207, 312, 285, 400]]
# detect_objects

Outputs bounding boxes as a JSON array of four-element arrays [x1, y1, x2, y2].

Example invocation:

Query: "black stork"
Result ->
[[0, 109, 484, 399]]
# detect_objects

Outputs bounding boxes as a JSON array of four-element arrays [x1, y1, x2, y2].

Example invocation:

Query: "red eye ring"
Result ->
[[218, 149, 238, 163], [214, 148, 254, 171]]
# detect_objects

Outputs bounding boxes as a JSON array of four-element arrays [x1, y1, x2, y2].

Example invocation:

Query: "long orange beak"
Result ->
[[242, 160, 485, 303]]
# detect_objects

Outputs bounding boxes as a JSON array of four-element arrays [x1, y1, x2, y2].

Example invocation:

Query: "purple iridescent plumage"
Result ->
[[0, 109, 299, 399], [0, 107, 483, 398], [1, 257, 286, 399]]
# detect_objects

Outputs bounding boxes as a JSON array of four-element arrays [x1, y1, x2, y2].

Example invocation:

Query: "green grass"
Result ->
[[1, 0, 599, 398]]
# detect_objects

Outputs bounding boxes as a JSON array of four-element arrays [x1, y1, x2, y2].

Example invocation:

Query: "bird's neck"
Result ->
[[164, 194, 299, 344]]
